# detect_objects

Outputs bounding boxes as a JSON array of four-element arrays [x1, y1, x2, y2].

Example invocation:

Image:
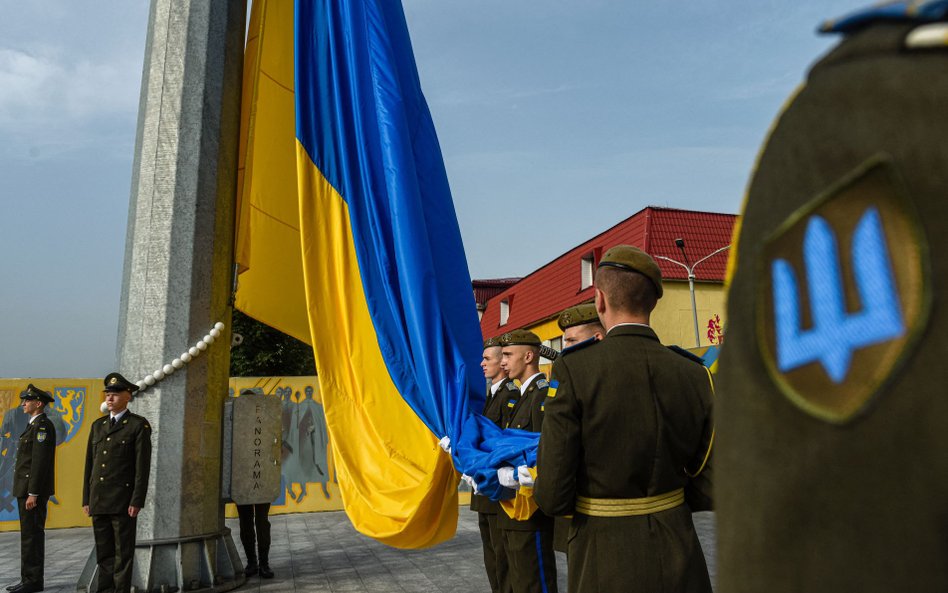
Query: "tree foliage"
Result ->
[[229, 309, 316, 376]]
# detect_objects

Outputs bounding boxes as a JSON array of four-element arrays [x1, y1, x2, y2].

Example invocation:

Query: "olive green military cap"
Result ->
[[483, 336, 502, 349], [598, 245, 663, 298], [20, 383, 54, 404], [104, 372, 139, 393], [499, 329, 541, 347], [557, 303, 600, 330]]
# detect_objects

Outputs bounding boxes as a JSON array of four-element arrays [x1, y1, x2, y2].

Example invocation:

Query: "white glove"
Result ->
[[461, 474, 479, 494], [498, 466, 519, 489], [517, 465, 535, 487], [438, 436, 451, 454]]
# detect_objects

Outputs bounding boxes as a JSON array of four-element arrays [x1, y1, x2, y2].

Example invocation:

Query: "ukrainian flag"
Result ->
[[236, 0, 485, 548]]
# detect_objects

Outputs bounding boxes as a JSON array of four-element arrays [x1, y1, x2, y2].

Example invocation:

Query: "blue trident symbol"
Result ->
[[771, 207, 905, 383]]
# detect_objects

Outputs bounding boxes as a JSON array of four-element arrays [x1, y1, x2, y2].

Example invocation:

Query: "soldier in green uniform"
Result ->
[[535, 245, 713, 593], [82, 373, 153, 593], [557, 303, 604, 350], [716, 4, 948, 591], [7, 385, 56, 593], [496, 329, 557, 593], [469, 336, 518, 593], [549, 303, 605, 554]]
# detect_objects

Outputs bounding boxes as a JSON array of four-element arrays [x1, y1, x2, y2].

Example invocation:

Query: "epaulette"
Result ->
[[668, 345, 705, 365], [560, 336, 598, 356], [536, 378, 549, 390], [505, 381, 519, 392]]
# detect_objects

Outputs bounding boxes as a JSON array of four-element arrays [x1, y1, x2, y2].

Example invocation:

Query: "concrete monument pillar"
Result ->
[[77, 0, 247, 591]]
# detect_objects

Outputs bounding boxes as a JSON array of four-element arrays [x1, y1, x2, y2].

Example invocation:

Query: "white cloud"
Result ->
[[0, 46, 140, 152]]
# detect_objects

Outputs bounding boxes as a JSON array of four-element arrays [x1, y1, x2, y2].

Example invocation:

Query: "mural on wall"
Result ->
[[707, 314, 725, 345], [227, 378, 341, 517]]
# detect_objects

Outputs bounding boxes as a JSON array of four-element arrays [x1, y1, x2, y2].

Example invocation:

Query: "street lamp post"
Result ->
[[655, 239, 730, 348]]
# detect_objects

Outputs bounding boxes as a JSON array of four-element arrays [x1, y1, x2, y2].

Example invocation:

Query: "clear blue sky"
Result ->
[[0, 0, 858, 377]]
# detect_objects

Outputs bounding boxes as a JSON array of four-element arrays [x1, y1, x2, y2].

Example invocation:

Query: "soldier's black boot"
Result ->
[[259, 565, 274, 579]]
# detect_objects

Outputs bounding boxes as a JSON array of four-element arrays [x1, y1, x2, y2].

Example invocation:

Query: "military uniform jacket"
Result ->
[[12, 413, 56, 498], [82, 412, 152, 515], [471, 378, 520, 514], [535, 325, 713, 592], [503, 373, 548, 432], [498, 374, 553, 531]]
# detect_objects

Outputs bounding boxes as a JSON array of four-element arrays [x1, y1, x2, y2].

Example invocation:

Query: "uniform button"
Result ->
[[107, 437, 111, 441], [103, 451, 107, 455], [99, 477, 104, 481], [101, 464, 106, 468]]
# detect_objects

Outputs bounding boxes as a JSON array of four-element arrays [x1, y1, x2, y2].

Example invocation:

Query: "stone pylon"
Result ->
[[77, 1, 247, 591]]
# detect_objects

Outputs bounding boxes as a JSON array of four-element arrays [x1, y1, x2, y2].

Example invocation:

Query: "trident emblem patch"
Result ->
[[758, 157, 929, 423]]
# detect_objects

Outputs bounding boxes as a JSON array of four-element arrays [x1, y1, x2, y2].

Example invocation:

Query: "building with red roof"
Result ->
[[479, 206, 736, 358]]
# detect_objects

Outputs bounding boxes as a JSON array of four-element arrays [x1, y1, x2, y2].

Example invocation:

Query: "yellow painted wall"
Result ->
[[651, 281, 727, 348]]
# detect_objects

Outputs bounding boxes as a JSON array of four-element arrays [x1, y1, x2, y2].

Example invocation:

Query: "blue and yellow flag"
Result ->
[[237, 0, 489, 548]]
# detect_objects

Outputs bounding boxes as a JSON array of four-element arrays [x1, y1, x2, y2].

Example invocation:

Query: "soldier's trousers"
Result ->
[[502, 527, 558, 593], [17, 496, 49, 586], [92, 512, 137, 593], [478, 512, 511, 593], [237, 503, 271, 566]]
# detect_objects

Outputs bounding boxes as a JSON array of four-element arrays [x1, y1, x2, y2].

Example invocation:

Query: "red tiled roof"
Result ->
[[480, 206, 736, 338]]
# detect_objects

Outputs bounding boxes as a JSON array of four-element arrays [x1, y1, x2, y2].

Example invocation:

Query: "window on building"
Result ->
[[499, 299, 510, 326], [581, 254, 595, 290]]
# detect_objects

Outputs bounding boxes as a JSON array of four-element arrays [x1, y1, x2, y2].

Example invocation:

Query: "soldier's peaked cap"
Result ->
[[499, 329, 541, 347], [104, 372, 139, 394], [558, 303, 601, 330], [20, 383, 54, 404], [597, 245, 663, 298]]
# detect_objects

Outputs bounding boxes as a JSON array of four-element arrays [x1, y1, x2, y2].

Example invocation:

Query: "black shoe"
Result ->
[[260, 565, 274, 579], [16, 584, 42, 593], [6, 584, 23, 592], [244, 562, 259, 577]]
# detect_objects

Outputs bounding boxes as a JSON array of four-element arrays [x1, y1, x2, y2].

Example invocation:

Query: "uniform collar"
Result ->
[[110, 409, 129, 423], [520, 372, 544, 392], [28, 412, 45, 425], [490, 378, 506, 396], [606, 324, 660, 341]]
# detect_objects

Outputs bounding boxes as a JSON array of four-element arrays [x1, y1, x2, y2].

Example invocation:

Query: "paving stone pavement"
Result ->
[[0, 510, 716, 592]]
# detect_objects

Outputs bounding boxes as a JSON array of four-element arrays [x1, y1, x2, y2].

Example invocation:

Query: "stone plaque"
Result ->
[[229, 393, 281, 505]]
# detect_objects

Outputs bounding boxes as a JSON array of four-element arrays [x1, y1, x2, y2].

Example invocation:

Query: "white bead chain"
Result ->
[[100, 322, 226, 413]]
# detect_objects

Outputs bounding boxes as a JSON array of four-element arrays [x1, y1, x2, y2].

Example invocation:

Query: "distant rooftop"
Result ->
[[480, 206, 737, 336]]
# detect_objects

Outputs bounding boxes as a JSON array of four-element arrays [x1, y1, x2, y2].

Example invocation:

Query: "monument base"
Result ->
[[76, 527, 245, 593]]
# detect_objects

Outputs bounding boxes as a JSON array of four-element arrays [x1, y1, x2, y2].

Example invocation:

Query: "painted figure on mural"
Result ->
[[0, 391, 30, 516], [296, 386, 330, 499], [278, 386, 301, 500]]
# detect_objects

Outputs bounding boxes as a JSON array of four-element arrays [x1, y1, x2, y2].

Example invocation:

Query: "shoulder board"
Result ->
[[667, 345, 705, 365], [536, 379, 549, 390], [505, 382, 519, 392], [561, 336, 598, 356]]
